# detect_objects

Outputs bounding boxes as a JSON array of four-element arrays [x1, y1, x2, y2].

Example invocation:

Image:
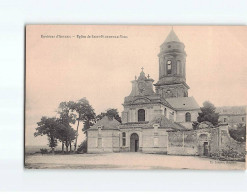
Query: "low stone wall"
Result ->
[[168, 146, 197, 155], [168, 130, 198, 155], [142, 147, 167, 154], [167, 125, 246, 160], [217, 126, 246, 160]]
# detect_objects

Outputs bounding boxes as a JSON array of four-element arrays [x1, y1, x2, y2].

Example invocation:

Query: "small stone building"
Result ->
[[87, 116, 121, 153], [216, 106, 246, 129]]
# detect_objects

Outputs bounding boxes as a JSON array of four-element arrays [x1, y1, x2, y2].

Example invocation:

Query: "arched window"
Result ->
[[185, 112, 191, 122], [167, 60, 172, 74], [138, 109, 145, 122], [177, 60, 180, 74], [122, 132, 126, 146]]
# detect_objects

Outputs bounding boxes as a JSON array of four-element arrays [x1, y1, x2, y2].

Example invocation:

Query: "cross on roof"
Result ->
[[141, 67, 144, 72]]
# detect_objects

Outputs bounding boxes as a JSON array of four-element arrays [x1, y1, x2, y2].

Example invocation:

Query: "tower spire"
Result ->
[[155, 28, 189, 98], [163, 28, 180, 43]]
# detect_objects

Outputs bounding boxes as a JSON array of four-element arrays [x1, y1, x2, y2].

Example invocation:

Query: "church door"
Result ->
[[203, 142, 209, 156], [130, 133, 139, 152]]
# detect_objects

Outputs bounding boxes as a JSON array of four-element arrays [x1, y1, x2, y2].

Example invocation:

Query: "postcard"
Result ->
[[25, 25, 246, 169]]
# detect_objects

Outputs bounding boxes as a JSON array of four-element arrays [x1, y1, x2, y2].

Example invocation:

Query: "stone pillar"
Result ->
[[97, 126, 103, 148], [182, 131, 185, 149], [153, 124, 160, 147]]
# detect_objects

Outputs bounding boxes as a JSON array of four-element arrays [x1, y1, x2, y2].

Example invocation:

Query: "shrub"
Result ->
[[221, 146, 238, 158], [210, 150, 221, 159], [210, 147, 245, 161], [77, 140, 87, 153], [229, 124, 246, 142], [40, 148, 48, 155]]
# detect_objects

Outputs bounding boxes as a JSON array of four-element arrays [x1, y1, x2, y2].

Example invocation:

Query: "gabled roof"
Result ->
[[166, 97, 200, 111], [216, 106, 246, 115], [89, 116, 120, 130], [164, 29, 180, 43], [147, 114, 186, 130]]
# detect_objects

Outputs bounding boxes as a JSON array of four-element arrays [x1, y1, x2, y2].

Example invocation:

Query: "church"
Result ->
[[87, 29, 201, 153]]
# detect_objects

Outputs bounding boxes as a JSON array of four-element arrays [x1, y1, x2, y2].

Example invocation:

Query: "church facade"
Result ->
[[87, 29, 201, 154]]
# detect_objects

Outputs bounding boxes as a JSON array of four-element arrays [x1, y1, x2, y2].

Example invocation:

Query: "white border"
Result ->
[[0, 0, 247, 192]]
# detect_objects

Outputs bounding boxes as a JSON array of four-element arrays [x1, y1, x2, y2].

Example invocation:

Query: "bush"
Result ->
[[210, 150, 221, 159], [210, 147, 245, 162], [221, 146, 238, 158], [229, 124, 246, 142], [77, 140, 87, 153], [40, 148, 48, 155]]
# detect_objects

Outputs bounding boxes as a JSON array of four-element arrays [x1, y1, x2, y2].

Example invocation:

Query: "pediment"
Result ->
[[132, 97, 151, 104]]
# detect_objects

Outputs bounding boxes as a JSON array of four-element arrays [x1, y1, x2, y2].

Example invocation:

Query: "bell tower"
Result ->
[[154, 29, 190, 98]]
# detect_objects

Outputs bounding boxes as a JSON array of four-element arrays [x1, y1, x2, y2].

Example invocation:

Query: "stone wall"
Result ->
[[141, 128, 168, 154], [168, 130, 198, 155], [88, 124, 245, 159], [219, 125, 246, 155], [87, 130, 119, 153], [167, 125, 246, 159]]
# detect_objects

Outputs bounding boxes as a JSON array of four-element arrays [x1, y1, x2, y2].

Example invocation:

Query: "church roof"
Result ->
[[123, 94, 173, 109], [164, 29, 180, 43], [147, 114, 186, 130], [166, 97, 200, 111], [119, 115, 186, 130], [88, 116, 120, 130]]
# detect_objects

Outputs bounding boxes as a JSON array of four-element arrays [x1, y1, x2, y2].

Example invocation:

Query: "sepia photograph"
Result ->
[[25, 25, 246, 170]]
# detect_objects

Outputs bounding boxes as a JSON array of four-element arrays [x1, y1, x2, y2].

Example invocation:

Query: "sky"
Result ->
[[25, 25, 247, 147]]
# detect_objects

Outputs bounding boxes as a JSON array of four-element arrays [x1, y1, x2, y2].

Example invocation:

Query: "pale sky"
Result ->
[[25, 25, 247, 146]]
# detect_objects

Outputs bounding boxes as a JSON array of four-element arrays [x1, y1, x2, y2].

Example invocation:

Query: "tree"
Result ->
[[55, 123, 77, 153], [197, 101, 219, 126], [57, 101, 77, 153], [35, 116, 77, 154], [96, 108, 122, 123], [35, 117, 59, 153], [69, 98, 96, 151], [229, 124, 246, 142]]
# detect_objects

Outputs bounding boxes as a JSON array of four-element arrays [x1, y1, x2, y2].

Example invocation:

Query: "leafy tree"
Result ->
[[55, 123, 77, 153], [35, 98, 95, 154], [57, 101, 77, 153], [229, 124, 246, 142], [96, 108, 122, 123], [69, 98, 96, 151], [57, 101, 77, 125], [35, 115, 77, 154], [197, 101, 219, 126], [35, 117, 59, 153]]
